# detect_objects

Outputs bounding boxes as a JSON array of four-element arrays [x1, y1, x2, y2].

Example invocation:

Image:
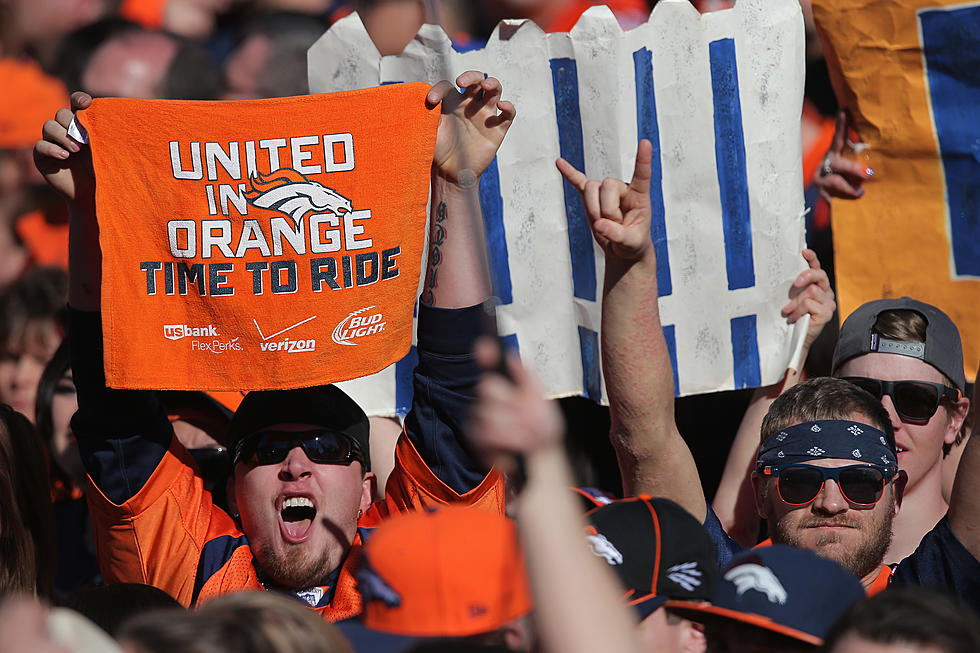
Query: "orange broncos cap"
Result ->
[[359, 506, 532, 637], [0, 58, 68, 149]]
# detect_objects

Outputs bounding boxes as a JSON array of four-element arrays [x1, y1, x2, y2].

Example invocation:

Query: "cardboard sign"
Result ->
[[310, 0, 810, 413], [812, 0, 980, 381], [79, 84, 439, 390]]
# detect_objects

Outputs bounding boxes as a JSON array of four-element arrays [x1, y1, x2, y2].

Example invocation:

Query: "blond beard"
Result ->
[[769, 486, 895, 580]]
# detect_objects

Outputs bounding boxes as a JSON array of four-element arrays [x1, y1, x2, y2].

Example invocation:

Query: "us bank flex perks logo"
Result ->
[[244, 168, 351, 227], [254, 315, 317, 353], [724, 564, 788, 605], [332, 306, 386, 346], [164, 324, 242, 354]]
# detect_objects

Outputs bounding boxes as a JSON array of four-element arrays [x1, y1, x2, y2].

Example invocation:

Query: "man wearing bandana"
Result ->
[[556, 141, 980, 611]]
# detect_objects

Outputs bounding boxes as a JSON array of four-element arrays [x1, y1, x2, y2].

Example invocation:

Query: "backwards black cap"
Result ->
[[227, 385, 370, 471]]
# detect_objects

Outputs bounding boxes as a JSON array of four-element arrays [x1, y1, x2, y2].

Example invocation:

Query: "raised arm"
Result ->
[[712, 249, 834, 545], [557, 141, 705, 520], [948, 361, 979, 560], [422, 71, 514, 308], [399, 72, 516, 496], [814, 109, 873, 200], [35, 92, 99, 311], [469, 340, 642, 653], [35, 93, 175, 505]]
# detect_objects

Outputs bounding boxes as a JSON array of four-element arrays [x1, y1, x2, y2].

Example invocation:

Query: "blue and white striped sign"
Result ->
[[309, 0, 809, 415]]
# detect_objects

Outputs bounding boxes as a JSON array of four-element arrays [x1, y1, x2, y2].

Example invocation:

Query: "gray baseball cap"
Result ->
[[832, 297, 965, 392]]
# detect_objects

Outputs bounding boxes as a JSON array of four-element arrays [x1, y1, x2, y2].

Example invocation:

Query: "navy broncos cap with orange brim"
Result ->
[[666, 545, 865, 646]]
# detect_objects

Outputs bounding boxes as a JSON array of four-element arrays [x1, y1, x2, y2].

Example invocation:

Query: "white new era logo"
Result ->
[[667, 562, 703, 591]]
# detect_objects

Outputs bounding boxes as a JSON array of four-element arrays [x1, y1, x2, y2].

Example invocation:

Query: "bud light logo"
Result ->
[[332, 306, 386, 346]]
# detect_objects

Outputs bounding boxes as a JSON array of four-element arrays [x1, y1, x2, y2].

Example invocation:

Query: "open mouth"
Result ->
[[279, 496, 317, 543]]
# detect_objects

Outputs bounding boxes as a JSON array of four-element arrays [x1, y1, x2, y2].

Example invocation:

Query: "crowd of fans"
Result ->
[[1, 1, 979, 652]]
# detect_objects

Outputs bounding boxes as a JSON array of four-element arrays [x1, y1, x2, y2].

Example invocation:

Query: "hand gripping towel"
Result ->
[[78, 84, 440, 390]]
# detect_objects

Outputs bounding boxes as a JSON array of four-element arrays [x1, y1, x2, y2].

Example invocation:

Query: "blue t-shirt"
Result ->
[[892, 516, 980, 613], [702, 505, 980, 614]]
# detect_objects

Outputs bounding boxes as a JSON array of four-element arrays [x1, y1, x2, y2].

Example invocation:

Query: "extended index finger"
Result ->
[[556, 157, 588, 191], [628, 139, 652, 195]]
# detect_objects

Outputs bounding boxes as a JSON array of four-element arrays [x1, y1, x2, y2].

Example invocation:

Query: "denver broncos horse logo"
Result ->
[[724, 563, 788, 604], [585, 527, 624, 566], [243, 168, 352, 227]]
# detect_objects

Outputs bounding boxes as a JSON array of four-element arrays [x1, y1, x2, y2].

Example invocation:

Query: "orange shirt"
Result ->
[[88, 433, 504, 619]]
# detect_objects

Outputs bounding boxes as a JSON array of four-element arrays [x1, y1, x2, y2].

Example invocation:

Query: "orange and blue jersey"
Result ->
[[69, 302, 504, 619]]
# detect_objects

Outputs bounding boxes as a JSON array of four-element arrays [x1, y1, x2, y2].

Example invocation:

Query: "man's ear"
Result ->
[[750, 471, 769, 519], [892, 469, 908, 514], [945, 396, 971, 446], [361, 471, 377, 513], [683, 619, 706, 653]]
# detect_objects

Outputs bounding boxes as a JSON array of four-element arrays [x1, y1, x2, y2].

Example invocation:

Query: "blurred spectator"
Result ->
[[823, 587, 980, 653], [475, 0, 651, 36], [0, 0, 112, 68], [119, 0, 233, 40], [355, 0, 428, 56], [351, 0, 475, 56], [0, 266, 67, 423], [222, 11, 327, 99], [80, 26, 221, 99], [0, 58, 69, 278], [35, 341, 102, 597], [63, 584, 183, 638], [0, 404, 57, 597], [51, 18, 144, 95], [0, 596, 124, 653], [118, 590, 355, 653]]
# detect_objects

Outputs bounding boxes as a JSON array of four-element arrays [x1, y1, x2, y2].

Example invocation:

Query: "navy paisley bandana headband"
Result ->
[[757, 420, 897, 469]]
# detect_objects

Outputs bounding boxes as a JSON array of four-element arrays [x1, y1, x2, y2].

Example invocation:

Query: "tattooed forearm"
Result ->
[[421, 200, 448, 304]]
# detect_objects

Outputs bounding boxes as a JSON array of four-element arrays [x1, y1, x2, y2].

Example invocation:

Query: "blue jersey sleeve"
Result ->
[[68, 308, 173, 504], [892, 516, 980, 613], [401, 302, 490, 495], [703, 503, 744, 571]]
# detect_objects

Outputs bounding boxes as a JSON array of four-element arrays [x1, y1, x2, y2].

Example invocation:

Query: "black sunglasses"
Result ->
[[233, 430, 363, 467], [841, 376, 959, 423], [759, 463, 897, 506]]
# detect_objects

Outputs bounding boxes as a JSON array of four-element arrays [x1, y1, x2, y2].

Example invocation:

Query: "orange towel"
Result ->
[[79, 84, 439, 390]]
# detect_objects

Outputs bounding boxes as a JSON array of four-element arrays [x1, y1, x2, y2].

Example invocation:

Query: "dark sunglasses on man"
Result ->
[[758, 463, 898, 506], [233, 429, 365, 468], [841, 376, 959, 423]]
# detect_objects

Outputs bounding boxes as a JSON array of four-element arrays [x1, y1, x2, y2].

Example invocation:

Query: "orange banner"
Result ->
[[80, 84, 439, 390], [813, 0, 980, 381]]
